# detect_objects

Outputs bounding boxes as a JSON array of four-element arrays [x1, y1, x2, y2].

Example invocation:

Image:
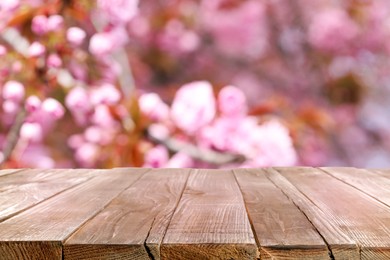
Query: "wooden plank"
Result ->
[[321, 167, 390, 207], [0, 169, 22, 177], [233, 168, 330, 259], [266, 168, 359, 259], [0, 169, 96, 222], [0, 168, 146, 260], [371, 169, 390, 178], [274, 167, 390, 259], [64, 168, 190, 260], [161, 169, 257, 260]]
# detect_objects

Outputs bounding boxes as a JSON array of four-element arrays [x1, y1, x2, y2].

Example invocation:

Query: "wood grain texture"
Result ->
[[234, 168, 330, 259], [161, 169, 257, 260], [275, 167, 390, 260], [0, 168, 146, 260], [0, 169, 95, 222], [321, 167, 390, 207], [266, 168, 359, 259], [0, 169, 21, 177], [371, 169, 390, 178], [64, 168, 190, 260]]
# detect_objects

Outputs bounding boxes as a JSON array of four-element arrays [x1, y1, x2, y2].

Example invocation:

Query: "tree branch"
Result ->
[[147, 129, 246, 165]]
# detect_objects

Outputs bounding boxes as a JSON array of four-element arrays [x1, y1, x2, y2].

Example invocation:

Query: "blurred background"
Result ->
[[1, 0, 390, 169]]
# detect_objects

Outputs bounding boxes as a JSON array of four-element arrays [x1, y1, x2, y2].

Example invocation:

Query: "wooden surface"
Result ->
[[0, 167, 390, 259]]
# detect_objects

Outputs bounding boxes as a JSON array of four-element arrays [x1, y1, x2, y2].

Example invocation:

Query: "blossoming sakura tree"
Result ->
[[1, 0, 390, 168]]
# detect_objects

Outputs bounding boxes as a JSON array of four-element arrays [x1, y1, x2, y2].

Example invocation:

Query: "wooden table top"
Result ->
[[0, 167, 389, 260]]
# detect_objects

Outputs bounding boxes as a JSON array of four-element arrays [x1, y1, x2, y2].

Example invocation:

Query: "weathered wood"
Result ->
[[321, 167, 390, 207], [234, 168, 330, 259], [64, 168, 190, 260], [0, 168, 146, 260], [0, 169, 95, 222], [371, 169, 390, 178], [274, 167, 390, 259], [0, 169, 21, 177], [161, 169, 257, 260], [266, 168, 359, 259]]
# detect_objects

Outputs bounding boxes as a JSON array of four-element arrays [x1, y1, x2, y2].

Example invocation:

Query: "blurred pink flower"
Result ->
[[67, 27, 86, 46], [47, 15, 64, 31], [308, 9, 359, 54], [2, 100, 19, 114], [46, 53, 62, 68], [20, 122, 43, 142], [143, 145, 169, 168], [89, 32, 113, 56], [28, 41, 45, 57], [75, 143, 100, 167], [90, 83, 121, 105], [25, 95, 41, 113], [171, 81, 216, 134], [66, 87, 91, 112], [247, 120, 297, 167], [218, 85, 247, 117], [0, 45, 6, 56], [84, 125, 113, 145], [66, 87, 92, 125], [92, 105, 117, 127], [31, 15, 48, 35], [41, 98, 65, 119], [0, 0, 19, 11], [97, 0, 139, 25], [20, 144, 55, 168], [202, 0, 268, 58], [2, 80, 24, 102], [139, 93, 169, 121], [166, 152, 194, 168]]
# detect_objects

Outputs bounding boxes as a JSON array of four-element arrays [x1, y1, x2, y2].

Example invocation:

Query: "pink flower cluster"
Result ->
[[0, 81, 65, 167], [140, 81, 297, 168], [65, 84, 122, 167]]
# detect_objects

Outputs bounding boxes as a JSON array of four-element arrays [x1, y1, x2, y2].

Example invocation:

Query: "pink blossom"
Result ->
[[0, 45, 7, 56], [65, 86, 91, 112], [89, 28, 128, 56], [97, 0, 139, 25], [247, 120, 297, 167], [202, 1, 268, 58], [41, 98, 65, 119], [92, 105, 117, 127], [2, 100, 19, 114], [84, 126, 113, 145], [66, 87, 92, 125], [171, 81, 216, 134], [90, 83, 121, 105], [308, 9, 359, 54], [75, 143, 99, 167], [67, 27, 86, 46], [68, 134, 85, 149], [0, 0, 20, 11], [31, 15, 48, 35], [47, 15, 64, 31], [28, 41, 45, 57], [166, 152, 194, 168], [218, 85, 247, 117], [20, 122, 43, 142], [46, 53, 62, 68], [148, 123, 170, 140], [19, 145, 55, 168], [139, 93, 169, 121], [2, 80, 25, 102], [2, 80, 25, 103], [89, 32, 114, 56], [25, 95, 41, 113], [143, 145, 169, 168]]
